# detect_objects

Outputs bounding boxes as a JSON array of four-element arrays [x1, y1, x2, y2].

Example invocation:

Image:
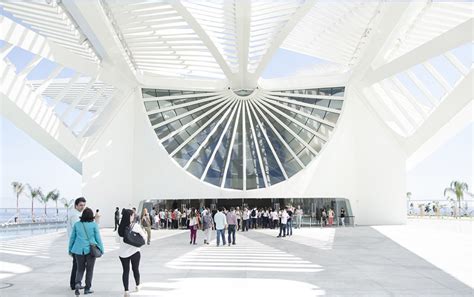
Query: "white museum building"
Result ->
[[1, 1, 472, 227]]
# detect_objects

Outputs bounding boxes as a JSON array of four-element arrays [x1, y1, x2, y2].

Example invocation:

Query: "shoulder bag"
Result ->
[[123, 223, 145, 247], [82, 222, 103, 258]]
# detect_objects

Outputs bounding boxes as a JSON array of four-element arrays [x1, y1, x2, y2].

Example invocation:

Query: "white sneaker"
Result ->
[[136, 285, 141, 292], [124, 291, 130, 297]]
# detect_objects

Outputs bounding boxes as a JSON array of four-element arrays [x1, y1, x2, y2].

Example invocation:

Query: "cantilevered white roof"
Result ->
[[0, 0, 472, 175]]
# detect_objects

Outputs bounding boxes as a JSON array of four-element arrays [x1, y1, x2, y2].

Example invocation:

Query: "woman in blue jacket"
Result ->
[[69, 207, 104, 295]]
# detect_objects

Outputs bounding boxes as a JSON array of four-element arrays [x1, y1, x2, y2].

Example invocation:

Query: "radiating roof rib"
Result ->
[[142, 86, 345, 190], [2, 1, 100, 63], [383, 2, 473, 62], [364, 42, 471, 137], [281, 1, 381, 66], [101, 0, 226, 79]]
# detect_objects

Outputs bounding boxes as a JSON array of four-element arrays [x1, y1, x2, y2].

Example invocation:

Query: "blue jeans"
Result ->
[[278, 223, 286, 237], [286, 219, 293, 235], [216, 229, 226, 246], [227, 225, 236, 244]]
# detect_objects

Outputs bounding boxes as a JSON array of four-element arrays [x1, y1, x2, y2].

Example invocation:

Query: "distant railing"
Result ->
[[407, 200, 474, 218], [298, 215, 355, 227]]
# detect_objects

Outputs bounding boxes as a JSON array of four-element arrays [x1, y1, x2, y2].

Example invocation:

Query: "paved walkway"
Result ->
[[0, 226, 472, 297]]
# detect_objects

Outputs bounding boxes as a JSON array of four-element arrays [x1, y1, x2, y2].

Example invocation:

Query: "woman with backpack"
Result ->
[[117, 209, 146, 297]]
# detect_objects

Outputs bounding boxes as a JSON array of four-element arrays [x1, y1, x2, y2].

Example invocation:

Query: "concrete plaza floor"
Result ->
[[0, 220, 472, 297]]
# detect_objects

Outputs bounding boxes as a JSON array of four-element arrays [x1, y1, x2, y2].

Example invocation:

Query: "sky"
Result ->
[[0, 12, 472, 208]]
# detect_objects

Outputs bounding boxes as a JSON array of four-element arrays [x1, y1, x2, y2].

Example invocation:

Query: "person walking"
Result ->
[[340, 207, 346, 226], [202, 208, 213, 245], [321, 208, 327, 227], [95, 209, 101, 226], [117, 209, 146, 297], [277, 209, 288, 238], [188, 208, 199, 245], [286, 206, 293, 236], [114, 207, 120, 231], [214, 207, 227, 246], [69, 207, 104, 295], [295, 205, 303, 229], [251, 208, 257, 229], [271, 208, 279, 229], [235, 207, 242, 231], [141, 209, 152, 245], [328, 208, 335, 226], [242, 208, 249, 231], [68, 197, 86, 291], [226, 207, 237, 245]]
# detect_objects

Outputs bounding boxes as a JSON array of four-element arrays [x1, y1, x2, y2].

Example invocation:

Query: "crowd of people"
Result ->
[[67, 198, 348, 296]]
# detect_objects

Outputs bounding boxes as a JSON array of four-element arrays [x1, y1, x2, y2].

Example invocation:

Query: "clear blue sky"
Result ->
[[0, 18, 472, 207]]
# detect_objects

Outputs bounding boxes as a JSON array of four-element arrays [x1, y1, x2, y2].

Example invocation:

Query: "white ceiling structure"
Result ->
[[0, 0, 472, 177]]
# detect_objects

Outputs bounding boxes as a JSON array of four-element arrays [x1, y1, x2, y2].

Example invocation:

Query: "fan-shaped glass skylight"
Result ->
[[142, 86, 345, 190]]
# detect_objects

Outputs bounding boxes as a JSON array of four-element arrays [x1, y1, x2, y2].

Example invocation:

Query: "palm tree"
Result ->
[[27, 184, 42, 222], [46, 190, 60, 216], [11, 182, 25, 221], [61, 198, 74, 219], [444, 181, 471, 217], [38, 191, 49, 216]]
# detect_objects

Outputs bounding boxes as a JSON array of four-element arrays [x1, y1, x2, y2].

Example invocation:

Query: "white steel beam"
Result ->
[[365, 18, 473, 85], [200, 100, 240, 181], [220, 101, 243, 188], [169, 0, 233, 82], [243, 0, 316, 89]]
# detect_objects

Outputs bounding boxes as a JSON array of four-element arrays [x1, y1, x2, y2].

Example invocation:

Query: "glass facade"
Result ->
[[142, 87, 345, 190]]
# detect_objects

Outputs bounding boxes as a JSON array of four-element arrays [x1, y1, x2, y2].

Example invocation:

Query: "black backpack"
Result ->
[[251, 209, 256, 217]]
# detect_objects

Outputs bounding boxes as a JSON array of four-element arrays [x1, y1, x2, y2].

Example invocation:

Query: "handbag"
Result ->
[[123, 223, 145, 247], [81, 223, 102, 258]]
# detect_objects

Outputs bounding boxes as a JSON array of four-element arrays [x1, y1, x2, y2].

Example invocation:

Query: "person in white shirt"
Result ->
[[295, 205, 303, 229], [271, 209, 279, 229], [213, 208, 227, 246], [277, 209, 288, 238], [235, 207, 242, 231], [67, 197, 86, 291], [242, 208, 249, 232], [117, 209, 146, 297]]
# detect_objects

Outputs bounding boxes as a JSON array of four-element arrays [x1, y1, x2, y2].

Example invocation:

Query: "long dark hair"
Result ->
[[118, 209, 133, 237]]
